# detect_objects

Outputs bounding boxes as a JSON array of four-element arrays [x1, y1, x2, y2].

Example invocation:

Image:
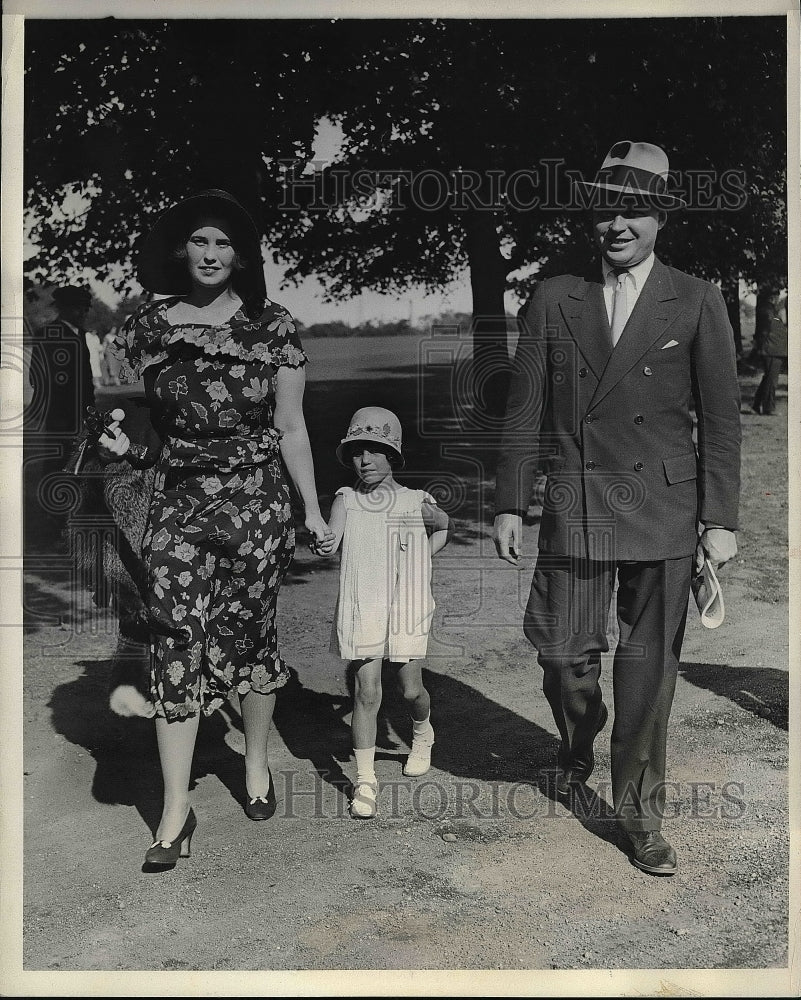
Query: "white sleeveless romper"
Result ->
[[331, 486, 437, 661]]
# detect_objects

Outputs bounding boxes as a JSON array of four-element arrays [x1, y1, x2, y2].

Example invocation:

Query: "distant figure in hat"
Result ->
[[313, 406, 453, 819], [25, 284, 95, 550], [751, 291, 788, 416], [97, 189, 333, 866], [29, 284, 95, 434], [494, 141, 742, 875]]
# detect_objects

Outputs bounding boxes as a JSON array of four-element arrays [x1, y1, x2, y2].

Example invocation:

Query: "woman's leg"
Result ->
[[155, 713, 200, 841], [240, 689, 277, 798]]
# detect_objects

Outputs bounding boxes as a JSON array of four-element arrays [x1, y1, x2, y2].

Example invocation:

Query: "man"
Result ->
[[751, 290, 788, 416], [26, 284, 95, 549], [29, 284, 95, 434], [494, 141, 741, 875]]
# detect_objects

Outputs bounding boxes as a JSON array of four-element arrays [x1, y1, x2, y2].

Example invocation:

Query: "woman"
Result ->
[[100, 189, 332, 865]]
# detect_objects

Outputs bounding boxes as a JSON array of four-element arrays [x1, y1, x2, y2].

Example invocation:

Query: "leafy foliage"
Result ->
[[24, 16, 787, 305]]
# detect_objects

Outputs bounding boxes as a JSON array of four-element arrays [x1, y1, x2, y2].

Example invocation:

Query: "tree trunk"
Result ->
[[463, 207, 510, 423]]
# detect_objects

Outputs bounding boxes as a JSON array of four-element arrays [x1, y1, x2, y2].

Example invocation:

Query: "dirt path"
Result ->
[[10, 344, 793, 992]]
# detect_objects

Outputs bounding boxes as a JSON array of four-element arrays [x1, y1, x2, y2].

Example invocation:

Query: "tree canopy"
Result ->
[[25, 16, 787, 312]]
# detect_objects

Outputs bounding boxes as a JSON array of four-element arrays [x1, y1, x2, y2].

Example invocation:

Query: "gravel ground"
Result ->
[[4, 344, 796, 996]]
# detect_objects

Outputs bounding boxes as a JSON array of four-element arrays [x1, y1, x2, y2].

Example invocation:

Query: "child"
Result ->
[[315, 406, 452, 819]]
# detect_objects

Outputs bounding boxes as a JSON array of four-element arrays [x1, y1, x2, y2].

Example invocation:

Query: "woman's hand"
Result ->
[[97, 408, 131, 461], [309, 494, 345, 557], [305, 511, 334, 552]]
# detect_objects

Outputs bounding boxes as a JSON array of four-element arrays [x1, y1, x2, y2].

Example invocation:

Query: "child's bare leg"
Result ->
[[350, 657, 383, 818], [397, 659, 435, 777], [396, 659, 430, 721], [351, 657, 383, 748]]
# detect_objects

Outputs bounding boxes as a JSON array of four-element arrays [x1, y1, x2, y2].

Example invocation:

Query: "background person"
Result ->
[[752, 291, 788, 416], [25, 284, 96, 548]]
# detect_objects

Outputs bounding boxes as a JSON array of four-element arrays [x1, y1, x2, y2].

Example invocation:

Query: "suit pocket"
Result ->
[[662, 451, 698, 485]]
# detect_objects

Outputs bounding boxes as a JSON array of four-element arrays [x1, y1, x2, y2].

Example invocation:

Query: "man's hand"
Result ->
[[696, 526, 737, 572], [493, 513, 523, 565]]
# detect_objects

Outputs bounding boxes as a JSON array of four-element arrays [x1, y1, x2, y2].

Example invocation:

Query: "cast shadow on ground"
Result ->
[[47, 658, 254, 836], [45, 650, 625, 852], [376, 665, 625, 852], [678, 662, 788, 731]]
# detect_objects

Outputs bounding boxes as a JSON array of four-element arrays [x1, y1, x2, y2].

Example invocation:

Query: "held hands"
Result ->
[[306, 512, 335, 555], [696, 526, 738, 573], [493, 513, 523, 565], [96, 408, 130, 460]]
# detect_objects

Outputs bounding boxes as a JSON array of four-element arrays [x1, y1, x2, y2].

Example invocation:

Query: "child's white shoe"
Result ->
[[350, 780, 378, 819], [403, 725, 435, 777]]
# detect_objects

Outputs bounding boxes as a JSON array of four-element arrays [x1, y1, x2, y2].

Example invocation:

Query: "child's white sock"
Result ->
[[354, 746, 377, 785], [405, 714, 435, 777], [412, 714, 434, 738]]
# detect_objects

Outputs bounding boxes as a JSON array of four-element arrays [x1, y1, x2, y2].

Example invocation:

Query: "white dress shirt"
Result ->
[[602, 252, 656, 326]]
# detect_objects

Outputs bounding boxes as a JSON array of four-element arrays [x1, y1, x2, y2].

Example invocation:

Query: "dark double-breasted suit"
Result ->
[[496, 256, 741, 831], [26, 318, 96, 548], [29, 318, 95, 436]]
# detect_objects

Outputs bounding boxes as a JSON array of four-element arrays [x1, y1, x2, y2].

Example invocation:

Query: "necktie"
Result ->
[[610, 269, 629, 346]]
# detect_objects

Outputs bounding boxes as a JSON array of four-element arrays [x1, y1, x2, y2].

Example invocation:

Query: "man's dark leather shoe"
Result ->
[[555, 702, 609, 796], [628, 831, 677, 875]]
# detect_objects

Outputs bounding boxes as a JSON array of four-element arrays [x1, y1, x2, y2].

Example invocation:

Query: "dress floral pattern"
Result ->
[[109, 298, 306, 720]]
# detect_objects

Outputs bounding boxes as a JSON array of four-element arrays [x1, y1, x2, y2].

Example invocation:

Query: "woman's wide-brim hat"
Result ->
[[136, 188, 267, 299], [336, 406, 405, 468], [575, 140, 687, 211]]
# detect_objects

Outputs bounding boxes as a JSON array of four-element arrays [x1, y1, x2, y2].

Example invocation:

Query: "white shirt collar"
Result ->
[[602, 252, 656, 291], [59, 317, 80, 335]]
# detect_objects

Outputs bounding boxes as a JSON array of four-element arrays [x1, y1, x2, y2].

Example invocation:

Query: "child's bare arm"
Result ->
[[422, 501, 453, 556], [313, 494, 346, 555]]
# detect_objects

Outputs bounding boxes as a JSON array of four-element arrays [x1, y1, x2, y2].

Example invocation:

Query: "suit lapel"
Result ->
[[557, 274, 612, 380], [588, 258, 682, 410]]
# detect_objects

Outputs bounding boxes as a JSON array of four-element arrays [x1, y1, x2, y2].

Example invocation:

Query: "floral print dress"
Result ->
[[109, 298, 306, 720]]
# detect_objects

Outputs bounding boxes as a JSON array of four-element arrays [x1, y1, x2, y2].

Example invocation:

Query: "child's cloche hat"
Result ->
[[336, 406, 405, 468]]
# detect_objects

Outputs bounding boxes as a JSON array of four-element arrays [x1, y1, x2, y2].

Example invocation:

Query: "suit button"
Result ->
[[634, 461, 644, 471], [585, 461, 596, 471], [579, 367, 588, 378], [585, 414, 594, 424], [634, 414, 644, 424], [643, 366, 653, 376]]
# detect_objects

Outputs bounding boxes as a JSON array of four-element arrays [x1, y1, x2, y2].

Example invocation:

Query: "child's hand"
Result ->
[[311, 533, 339, 556], [305, 512, 334, 553]]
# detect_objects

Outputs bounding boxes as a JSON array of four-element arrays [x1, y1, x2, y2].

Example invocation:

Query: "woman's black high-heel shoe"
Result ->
[[145, 808, 197, 865], [245, 768, 277, 821]]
